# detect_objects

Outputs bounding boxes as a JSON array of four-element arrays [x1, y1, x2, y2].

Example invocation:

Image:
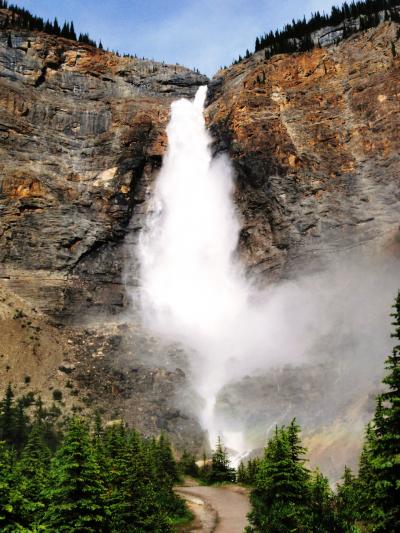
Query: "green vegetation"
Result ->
[[0, 290, 398, 530], [198, 436, 236, 484], [246, 290, 400, 532], [0, 0, 97, 47], [178, 449, 199, 478], [232, 0, 400, 64], [0, 389, 188, 531]]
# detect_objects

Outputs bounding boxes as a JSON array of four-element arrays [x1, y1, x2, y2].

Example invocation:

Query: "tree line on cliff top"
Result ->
[[0, 0, 98, 48], [232, 0, 400, 65]]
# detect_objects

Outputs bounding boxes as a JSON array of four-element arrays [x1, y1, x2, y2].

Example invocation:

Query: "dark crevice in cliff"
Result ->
[[34, 65, 47, 87]]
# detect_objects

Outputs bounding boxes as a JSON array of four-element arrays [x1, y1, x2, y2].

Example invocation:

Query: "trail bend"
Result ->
[[176, 484, 250, 533]]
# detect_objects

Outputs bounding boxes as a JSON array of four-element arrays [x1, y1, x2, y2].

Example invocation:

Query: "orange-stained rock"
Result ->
[[206, 22, 400, 279]]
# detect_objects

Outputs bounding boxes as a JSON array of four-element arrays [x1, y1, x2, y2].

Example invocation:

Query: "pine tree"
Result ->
[[309, 469, 339, 532], [237, 461, 247, 484], [153, 434, 187, 520], [366, 291, 400, 531], [179, 449, 199, 478], [0, 442, 22, 532], [109, 431, 172, 532], [357, 423, 377, 517], [157, 433, 180, 483], [53, 17, 60, 35], [199, 450, 211, 482], [208, 436, 236, 484], [44, 417, 109, 532], [70, 21, 76, 40], [247, 423, 311, 532], [13, 423, 51, 528], [0, 384, 15, 445], [13, 399, 29, 452], [336, 466, 360, 532], [246, 458, 260, 485]]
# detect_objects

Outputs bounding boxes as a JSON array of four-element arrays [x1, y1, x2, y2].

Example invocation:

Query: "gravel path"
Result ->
[[176, 485, 250, 533]]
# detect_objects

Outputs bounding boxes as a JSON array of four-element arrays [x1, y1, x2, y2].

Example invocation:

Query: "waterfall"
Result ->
[[136, 85, 399, 463], [138, 86, 250, 450]]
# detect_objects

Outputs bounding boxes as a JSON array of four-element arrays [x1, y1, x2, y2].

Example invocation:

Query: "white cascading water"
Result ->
[[139, 86, 251, 454], [137, 85, 399, 462]]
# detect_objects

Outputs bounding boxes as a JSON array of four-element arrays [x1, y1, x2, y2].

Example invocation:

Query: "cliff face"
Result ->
[[0, 14, 207, 449], [1, 13, 400, 466], [0, 17, 206, 318], [206, 21, 400, 279], [205, 21, 400, 478]]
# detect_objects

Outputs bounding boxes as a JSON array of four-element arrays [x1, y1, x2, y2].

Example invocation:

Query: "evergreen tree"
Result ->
[[0, 384, 15, 445], [336, 466, 360, 532], [44, 417, 108, 532], [246, 458, 261, 485], [13, 423, 51, 528], [110, 432, 172, 532], [13, 399, 29, 452], [357, 423, 377, 518], [309, 469, 339, 532], [157, 433, 180, 483], [247, 423, 311, 532], [237, 461, 247, 484], [53, 17, 60, 35], [208, 436, 236, 484], [199, 450, 211, 482], [0, 442, 20, 532], [363, 291, 400, 531], [179, 449, 199, 478], [69, 21, 76, 40], [153, 434, 186, 520]]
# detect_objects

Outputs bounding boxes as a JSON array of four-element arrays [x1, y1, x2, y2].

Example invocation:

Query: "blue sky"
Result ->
[[12, 0, 340, 75]]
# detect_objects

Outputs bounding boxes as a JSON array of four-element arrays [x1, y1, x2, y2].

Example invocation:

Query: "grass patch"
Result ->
[[170, 509, 195, 529]]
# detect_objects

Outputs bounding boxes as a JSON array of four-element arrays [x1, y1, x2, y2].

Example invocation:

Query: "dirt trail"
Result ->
[[176, 485, 250, 533]]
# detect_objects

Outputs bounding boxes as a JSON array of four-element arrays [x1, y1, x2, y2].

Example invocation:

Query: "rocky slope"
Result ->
[[0, 10, 400, 470]]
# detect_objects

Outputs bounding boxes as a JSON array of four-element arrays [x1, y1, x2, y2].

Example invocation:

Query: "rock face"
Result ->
[[0, 10, 400, 468], [0, 12, 207, 449], [205, 21, 400, 478], [206, 21, 400, 279]]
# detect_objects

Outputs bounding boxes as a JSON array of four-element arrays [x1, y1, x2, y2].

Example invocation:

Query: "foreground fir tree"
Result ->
[[44, 417, 109, 532], [308, 469, 340, 532], [153, 434, 187, 520], [179, 449, 199, 478], [247, 420, 311, 532], [207, 436, 236, 484], [335, 466, 360, 532], [14, 423, 51, 528], [357, 291, 400, 531], [237, 461, 247, 484], [0, 442, 20, 532], [0, 384, 15, 445]]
